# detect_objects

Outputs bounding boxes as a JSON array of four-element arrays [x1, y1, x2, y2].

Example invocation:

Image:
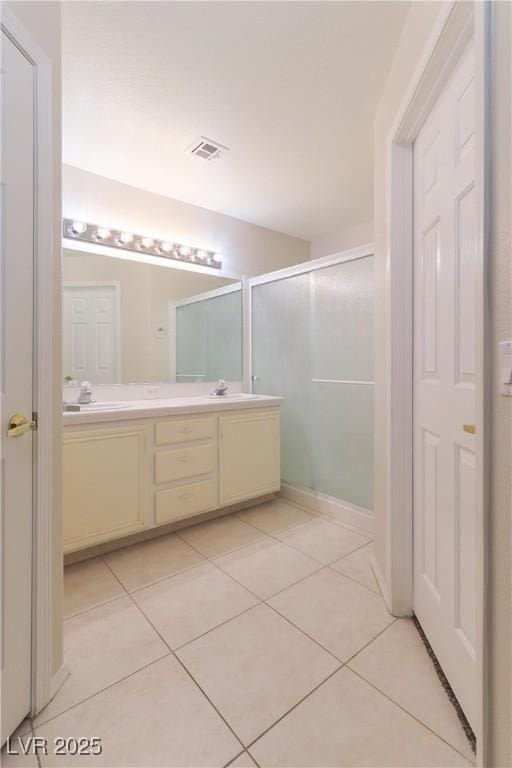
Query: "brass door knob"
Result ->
[[463, 424, 476, 434], [7, 413, 36, 438]]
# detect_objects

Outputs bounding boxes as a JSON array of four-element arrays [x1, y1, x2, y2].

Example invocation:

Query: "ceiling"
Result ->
[[62, 1, 410, 241]]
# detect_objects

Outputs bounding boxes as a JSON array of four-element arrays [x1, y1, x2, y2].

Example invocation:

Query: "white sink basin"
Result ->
[[206, 393, 260, 401], [64, 402, 133, 412]]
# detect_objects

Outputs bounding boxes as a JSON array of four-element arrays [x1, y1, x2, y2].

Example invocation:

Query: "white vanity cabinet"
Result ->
[[63, 424, 149, 552], [63, 401, 281, 554], [154, 413, 217, 525], [219, 409, 281, 505]]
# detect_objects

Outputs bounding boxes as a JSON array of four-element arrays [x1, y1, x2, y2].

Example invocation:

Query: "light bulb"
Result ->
[[212, 253, 222, 265], [196, 250, 208, 262], [118, 231, 133, 245], [140, 237, 154, 249], [159, 241, 173, 254], [69, 220, 87, 237], [179, 245, 192, 257], [94, 228, 111, 241]]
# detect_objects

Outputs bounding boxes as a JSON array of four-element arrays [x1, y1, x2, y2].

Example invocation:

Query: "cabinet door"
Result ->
[[63, 426, 147, 552], [219, 409, 280, 505]]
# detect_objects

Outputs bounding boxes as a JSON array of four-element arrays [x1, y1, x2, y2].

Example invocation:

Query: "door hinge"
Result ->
[[32, 412, 38, 431]]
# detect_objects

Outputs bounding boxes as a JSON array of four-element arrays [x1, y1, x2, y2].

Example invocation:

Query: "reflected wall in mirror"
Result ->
[[62, 248, 242, 384]]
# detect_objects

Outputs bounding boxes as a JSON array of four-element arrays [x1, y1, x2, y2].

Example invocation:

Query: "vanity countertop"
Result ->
[[62, 394, 282, 426]]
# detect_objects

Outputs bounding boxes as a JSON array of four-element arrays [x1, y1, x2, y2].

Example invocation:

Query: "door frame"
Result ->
[[169, 282, 242, 383], [245, 244, 375, 393], [1, 7, 64, 715], [63, 281, 122, 383], [384, 1, 490, 761]]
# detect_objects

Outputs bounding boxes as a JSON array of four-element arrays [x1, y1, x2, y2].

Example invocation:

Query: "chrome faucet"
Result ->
[[77, 380, 95, 405], [211, 379, 228, 396]]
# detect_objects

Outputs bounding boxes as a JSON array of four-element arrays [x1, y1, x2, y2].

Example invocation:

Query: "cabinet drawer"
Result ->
[[155, 479, 216, 524], [155, 416, 215, 446], [155, 444, 214, 483]]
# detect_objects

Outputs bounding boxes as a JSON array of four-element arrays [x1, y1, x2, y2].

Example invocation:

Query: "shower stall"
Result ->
[[248, 246, 374, 522]]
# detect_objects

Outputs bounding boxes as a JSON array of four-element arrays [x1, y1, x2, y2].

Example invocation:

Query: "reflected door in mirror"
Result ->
[[63, 284, 119, 384]]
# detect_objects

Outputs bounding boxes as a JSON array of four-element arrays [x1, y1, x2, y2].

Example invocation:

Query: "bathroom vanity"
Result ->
[[62, 396, 281, 554]]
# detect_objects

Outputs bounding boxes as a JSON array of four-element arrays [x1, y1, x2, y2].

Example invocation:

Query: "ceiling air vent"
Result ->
[[187, 137, 229, 161]]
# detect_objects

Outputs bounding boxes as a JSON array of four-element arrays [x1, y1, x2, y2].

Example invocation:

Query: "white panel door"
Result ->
[[63, 285, 118, 385], [413, 41, 477, 727], [0, 32, 35, 741]]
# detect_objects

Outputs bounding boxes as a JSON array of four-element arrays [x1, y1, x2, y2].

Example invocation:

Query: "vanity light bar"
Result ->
[[62, 218, 222, 269]]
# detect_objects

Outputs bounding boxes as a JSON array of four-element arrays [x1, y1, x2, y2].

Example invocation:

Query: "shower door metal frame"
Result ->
[[244, 243, 375, 394]]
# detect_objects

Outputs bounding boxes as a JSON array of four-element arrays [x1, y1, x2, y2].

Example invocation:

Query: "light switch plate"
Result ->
[[500, 340, 512, 396]]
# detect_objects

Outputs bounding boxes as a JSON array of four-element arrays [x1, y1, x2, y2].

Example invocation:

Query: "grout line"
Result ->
[[326, 563, 382, 597], [274, 496, 375, 539], [234, 507, 316, 534], [333, 537, 373, 561], [342, 617, 399, 666], [100, 557, 247, 755], [100, 549, 210, 595], [173, 542, 343, 665], [212, 552, 324, 601], [263, 599, 344, 663], [30, 720, 42, 768], [126, 558, 213, 597], [33, 651, 173, 731], [176, 543, 345, 663], [173, 527, 270, 562], [172, 601, 262, 653], [244, 663, 344, 752], [225, 510, 372, 570], [223, 750, 245, 768], [346, 666, 475, 764], [63, 591, 128, 622], [247, 749, 261, 768]]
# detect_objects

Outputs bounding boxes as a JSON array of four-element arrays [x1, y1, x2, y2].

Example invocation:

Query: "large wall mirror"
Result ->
[[62, 248, 242, 384]]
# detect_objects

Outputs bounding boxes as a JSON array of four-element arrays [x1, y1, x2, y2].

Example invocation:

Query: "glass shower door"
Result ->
[[251, 272, 313, 490], [310, 256, 374, 509], [251, 254, 374, 511]]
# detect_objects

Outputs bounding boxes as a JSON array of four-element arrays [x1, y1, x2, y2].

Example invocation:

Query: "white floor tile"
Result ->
[[269, 568, 393, 660], [349, 619, 475, 761], [251, 667, 471, 767], [133, 562, 259, 649], [103, 533, 204, 591], [34, 656, 241, 767], [35, 597, 168, 725], [215, 538, 321, 599], [275, 518, 370, 564], [64, 557, 125, 617], [227, 752, 258, 767], [237, 499, 314, 534], [177, 603, 339, 745], [178, 516, 268, 559], [330, 542, 379, 593]]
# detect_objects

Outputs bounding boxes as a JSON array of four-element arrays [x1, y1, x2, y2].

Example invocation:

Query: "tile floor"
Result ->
[[4, 499, 475, 768]]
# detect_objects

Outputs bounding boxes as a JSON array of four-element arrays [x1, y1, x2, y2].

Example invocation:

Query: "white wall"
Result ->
[[5, 0, 64, 686], [310, 219, 373, 259], [372, 0, 443, 592], [63, 165, 310, 278], [487, 4, 512, 764]]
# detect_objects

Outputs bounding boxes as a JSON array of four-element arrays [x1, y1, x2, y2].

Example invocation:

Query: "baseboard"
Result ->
[[370, 555, 391, 607], [279, 483, 374, 535]]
